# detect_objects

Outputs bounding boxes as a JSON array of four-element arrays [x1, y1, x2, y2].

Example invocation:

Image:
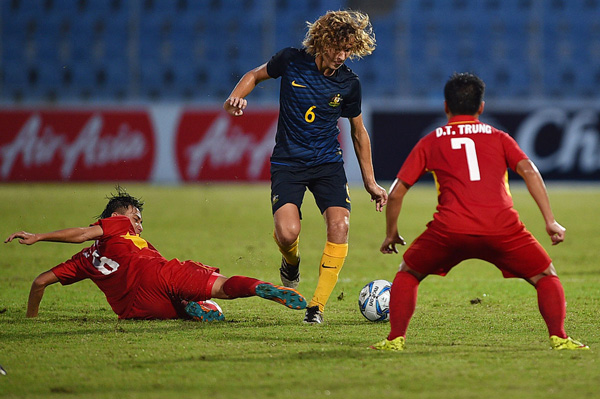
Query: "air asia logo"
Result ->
[[0, 110, 154, 181], [175, 110, 278, 181]]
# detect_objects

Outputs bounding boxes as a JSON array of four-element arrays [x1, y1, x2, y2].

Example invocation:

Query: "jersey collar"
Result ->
[[448, 115, 479, 125]]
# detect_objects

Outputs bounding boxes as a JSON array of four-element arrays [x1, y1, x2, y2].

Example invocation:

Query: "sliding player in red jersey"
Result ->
[[370, 73, 588, 351], [5, 187, 306, 321]]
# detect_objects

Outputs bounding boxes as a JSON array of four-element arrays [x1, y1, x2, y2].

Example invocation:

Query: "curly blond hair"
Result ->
[[302, 10, 376, 60]]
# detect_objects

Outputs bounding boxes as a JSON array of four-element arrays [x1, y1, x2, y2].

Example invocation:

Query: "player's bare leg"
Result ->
[[274, 204, 302, 288]]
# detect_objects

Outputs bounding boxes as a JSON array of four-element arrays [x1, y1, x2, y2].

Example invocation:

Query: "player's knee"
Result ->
[[528, 263, 559, 286], [210, 276, 230, 299], [543, 263, 558, 277], [326, 219, 349, 241], [399, 262, 427, 281], [273, 204, 301, 245], [275, 228, 300, 248]]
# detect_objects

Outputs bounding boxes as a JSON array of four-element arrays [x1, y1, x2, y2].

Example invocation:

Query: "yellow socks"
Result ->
[[275, 235, 348, 312], [274, 232, 300, 266], [309, 241, 348, 311]]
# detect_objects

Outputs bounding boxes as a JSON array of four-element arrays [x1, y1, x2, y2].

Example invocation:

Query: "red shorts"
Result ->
[[403, 224, 551, 279], [126, 260, 222, 319]]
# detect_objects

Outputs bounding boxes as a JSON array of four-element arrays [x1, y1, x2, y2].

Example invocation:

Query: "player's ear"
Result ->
[[478, 101, 485, 115], [444, 101, 451, 117]]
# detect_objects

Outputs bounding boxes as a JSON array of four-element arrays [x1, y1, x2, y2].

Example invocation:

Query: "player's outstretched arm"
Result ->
[[516, 159, 565, 245], [348, 115, 388, 211], [27, 270, 60, 317], [223, 63, 271, 116], [380, 179, 409, 254], [5, 225, 103, 245]]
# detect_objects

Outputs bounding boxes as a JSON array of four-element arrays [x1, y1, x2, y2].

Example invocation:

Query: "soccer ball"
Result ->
[[358, 279, 392, 322]]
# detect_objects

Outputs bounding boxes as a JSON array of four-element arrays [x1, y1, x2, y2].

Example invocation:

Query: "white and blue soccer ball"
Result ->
[[358, 279, 392, 322]]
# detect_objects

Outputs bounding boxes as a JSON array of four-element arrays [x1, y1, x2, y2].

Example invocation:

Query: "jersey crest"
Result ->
[[328, 93, 342, 107], [121, 233, 148, 250]]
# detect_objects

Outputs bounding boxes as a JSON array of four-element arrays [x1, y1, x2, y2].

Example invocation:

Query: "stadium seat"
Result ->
[[1, 0, 598, 102]]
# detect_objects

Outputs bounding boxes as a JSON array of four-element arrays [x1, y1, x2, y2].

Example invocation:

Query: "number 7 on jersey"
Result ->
[[451, 137, 481, 181]]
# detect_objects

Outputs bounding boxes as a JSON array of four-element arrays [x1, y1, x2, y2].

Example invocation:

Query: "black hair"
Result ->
[[444, 72, 485, 115], [98, 186, 144, 219]]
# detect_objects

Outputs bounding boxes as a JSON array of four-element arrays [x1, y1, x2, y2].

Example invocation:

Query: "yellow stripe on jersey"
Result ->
[[121, 233, 148, 250], [430, 170, 441, 196], [504, 170, 512, 197]]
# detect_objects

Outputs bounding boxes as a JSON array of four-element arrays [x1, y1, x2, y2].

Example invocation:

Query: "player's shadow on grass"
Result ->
[[1, 313, 313, 340], [118, 342, 544, 368]]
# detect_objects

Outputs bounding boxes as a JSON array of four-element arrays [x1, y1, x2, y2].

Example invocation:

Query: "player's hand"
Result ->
[[224, 97, 247, 116], [367, 183, 388, 212], [4, 231, 39, 245], [380, 235, 406, 254], [546, 220, 566, 245]]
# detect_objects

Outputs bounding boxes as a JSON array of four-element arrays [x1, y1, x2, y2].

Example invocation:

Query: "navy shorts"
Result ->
[[270, 162, 351, 217]]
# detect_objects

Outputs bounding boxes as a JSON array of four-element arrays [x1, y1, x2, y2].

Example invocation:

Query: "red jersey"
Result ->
[[52, 215, 218, 318], [397, 115, 528, 235]]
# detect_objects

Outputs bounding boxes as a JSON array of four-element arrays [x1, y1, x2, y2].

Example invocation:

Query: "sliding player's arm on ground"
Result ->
[[27, 270, 60, 318]]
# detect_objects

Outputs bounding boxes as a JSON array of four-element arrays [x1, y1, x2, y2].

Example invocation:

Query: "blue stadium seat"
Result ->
[[31, 60, 64, 100], [2, 62, 32, 92], [408, 60, 448, 99], [1, 0, 598, 102], [273, 0, 347, 51]]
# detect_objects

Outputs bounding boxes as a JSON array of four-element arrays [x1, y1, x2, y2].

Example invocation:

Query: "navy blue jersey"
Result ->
[[266, 47, 362, 167]]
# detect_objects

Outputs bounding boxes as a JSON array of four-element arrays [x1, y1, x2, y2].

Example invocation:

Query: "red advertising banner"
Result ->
[[0, 109, 155, 181], [175, 110, 278, 181]]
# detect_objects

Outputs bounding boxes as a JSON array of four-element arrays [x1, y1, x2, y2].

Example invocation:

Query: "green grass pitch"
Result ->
[[1, 182, 598, 399]]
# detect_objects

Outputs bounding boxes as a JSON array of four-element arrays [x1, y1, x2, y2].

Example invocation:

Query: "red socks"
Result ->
[[536, 275, 567, 338], [386, 272, 567, 341], [388, 271, 420, 341], [222, 276, 263, 298]]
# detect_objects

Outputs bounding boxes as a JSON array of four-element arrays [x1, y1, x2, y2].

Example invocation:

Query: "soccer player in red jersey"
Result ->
[[370, 73, 588, 351], [5, 188, 306, 321]]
